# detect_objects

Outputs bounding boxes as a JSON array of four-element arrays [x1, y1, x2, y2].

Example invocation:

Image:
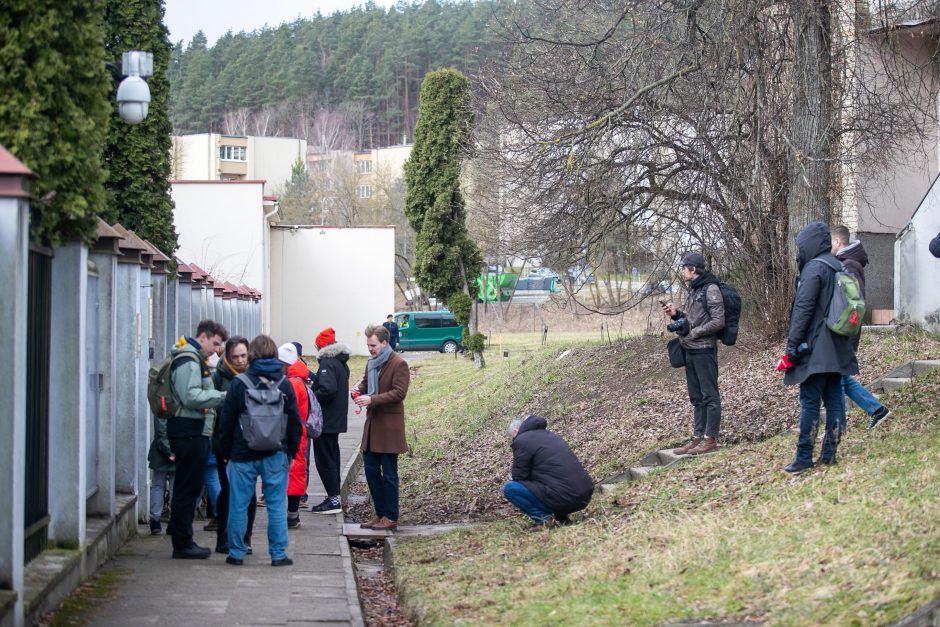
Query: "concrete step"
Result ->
[[629, 466, 656, 480], [877, 377, 912, 393], [913, 359, 940, 375], [657, 449, 689, 465], [637, 450, 665, 467]]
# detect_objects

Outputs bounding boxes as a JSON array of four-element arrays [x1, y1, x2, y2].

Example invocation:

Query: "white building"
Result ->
[[268, 225, 396, 356], [172, 133, 306, 190], [895, 173, 940, 331]]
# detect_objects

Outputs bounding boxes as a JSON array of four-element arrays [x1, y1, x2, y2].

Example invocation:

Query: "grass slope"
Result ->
[[393, 333, 940, 625]]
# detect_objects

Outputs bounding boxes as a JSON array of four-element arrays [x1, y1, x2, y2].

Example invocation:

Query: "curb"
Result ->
[[339, 446, 365, 626]]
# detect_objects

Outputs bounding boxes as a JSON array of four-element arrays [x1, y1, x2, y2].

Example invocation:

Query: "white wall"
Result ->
[[171, 182, 267, 291], [269, 226, 395, 356], [895, 173, 940, 331], [248, 136, 306, 190], [173, 134, 215, 180]]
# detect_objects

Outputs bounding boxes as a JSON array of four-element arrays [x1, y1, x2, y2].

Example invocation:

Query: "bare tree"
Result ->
[[221, 108, 251, 135]]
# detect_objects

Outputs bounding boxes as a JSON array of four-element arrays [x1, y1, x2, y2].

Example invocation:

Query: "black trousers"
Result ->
[[216, 457, 256, 544], [313, 433, 341, 497], [168, 435, 209, 550], [685, 348, 721, 439]]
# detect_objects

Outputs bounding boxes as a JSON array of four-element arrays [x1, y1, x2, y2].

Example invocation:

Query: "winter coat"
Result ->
[[835, 239, 870, 351], [147, 414, 175, 472], [287, 360, 310, 497], [674, 271, 725, 352], [313, 342, 351, 434], [216, 358, 303, 463], [210, 358, 242, 456], [511, 416, 594, 516], [167, 337, 225, 438], [784, 222, 860, 386], [930, 231, 940, 258], [357, 351, 410, 454], [383, 321, 400, 347]]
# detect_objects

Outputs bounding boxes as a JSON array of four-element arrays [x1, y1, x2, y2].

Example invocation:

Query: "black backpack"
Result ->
[[717, 282, 741, 346]]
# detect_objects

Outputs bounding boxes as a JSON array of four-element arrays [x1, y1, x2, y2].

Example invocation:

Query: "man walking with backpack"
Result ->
[[831, 225, 891, 430], [662, 252, 726, 456], [216, 334, 302, 566], [166, 320, 228, 559], [777, 222, 859, 472]]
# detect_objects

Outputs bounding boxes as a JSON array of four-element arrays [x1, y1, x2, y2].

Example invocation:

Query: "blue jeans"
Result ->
[[796, 373, 845, 464], [228, 452, 289, 560], [842, 376, 883, 429], [203, 451, 221, 514], [363, 452, 399, 521], [502, 481, 551, 523]]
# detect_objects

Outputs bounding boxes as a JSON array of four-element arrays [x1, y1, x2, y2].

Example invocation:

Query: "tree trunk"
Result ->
[[787, 0, 834, 260]]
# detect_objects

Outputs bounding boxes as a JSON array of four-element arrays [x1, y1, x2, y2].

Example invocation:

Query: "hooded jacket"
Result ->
[[674, 271, 725, 351], [835, 239, 870, 351], [784, 222, 859, 386], [511, 416, 594, 516], [286, 360, 310, 496], [167, 337, 225, 438], [314, 342, 351, 434], [216, 357, 303, 463]]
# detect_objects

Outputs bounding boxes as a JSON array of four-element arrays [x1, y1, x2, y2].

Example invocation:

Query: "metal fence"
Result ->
[[25, 246, 52, 563]]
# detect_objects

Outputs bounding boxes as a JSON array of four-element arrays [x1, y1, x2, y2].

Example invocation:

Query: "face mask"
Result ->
[[207, 352, 220, 369]]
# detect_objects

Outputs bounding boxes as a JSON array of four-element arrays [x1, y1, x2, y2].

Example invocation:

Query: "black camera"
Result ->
[[666, 316, 690, 336]]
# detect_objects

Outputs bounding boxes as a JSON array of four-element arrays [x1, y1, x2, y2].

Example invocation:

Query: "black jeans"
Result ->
[[685, 348, 721, 439], [215, 457, 256, 544], [313, 433, 342, 497], [168, 435, 209, 550]]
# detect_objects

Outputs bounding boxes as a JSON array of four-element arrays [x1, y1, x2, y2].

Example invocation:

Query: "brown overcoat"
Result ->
[[357, 352, 410, 454]]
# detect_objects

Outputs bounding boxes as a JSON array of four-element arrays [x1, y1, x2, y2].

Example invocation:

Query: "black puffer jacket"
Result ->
[[784, 222, 859, 386], [313, 342, 350, 434], [511, 416, 594, 516]]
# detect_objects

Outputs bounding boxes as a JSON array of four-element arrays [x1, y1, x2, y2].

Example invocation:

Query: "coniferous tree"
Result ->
[[0, 0, 111, 244], [404, 69, 483, 364], [102, 0, 178, 256]]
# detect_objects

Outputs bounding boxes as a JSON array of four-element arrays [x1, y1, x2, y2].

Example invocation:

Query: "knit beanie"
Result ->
[[315, 327, 336, 349]]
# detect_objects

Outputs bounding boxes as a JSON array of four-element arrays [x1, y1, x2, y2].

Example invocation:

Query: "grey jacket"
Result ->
[[675, 272, 725, 351], [168, 339, 225, 437]]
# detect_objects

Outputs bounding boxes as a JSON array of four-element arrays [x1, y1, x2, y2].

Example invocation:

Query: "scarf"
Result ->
[[221, 354, 247, 376], [366, 344, 393, 395]]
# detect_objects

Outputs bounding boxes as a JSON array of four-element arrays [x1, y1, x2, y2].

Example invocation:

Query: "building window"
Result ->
[[357, 185, 373, 199], [357, 159, 372, 174], [219, 145, 246, 161]]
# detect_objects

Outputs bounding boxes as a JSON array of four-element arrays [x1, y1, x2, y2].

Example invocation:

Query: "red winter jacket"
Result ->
[[287, 360, 309, 497]]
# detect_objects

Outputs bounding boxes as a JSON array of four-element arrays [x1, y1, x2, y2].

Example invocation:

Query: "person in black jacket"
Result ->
[[831, 226, 891, 430], [216, 334, 302, 566], [310, 327, 351, 514], [502, 415, 594, 530], [777, 222, 859, 473]]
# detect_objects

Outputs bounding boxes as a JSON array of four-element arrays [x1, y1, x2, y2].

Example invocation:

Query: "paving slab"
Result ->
[[72, 404, 365, 626]]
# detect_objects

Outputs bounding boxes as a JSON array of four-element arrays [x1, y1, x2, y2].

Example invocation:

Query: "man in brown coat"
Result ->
[[354, 324, 410, 531]]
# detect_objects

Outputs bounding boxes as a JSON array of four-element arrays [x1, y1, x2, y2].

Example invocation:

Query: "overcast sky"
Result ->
[[164, 0, 397, 47]]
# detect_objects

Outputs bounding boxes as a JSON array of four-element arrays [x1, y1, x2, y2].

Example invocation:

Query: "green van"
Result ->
[[394, 311, 464, 353]]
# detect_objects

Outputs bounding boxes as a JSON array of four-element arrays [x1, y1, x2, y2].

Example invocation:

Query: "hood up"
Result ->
[[796, 222, 833, 272], [517, 415, 547, 435]]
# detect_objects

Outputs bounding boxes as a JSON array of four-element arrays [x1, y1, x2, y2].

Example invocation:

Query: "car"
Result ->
[[527, 267, 559, 280], [394, 311, 465, 353], [567, 266, 595, 285]]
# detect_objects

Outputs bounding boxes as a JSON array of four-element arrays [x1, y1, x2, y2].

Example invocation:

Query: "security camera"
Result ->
[[116, 51, 153, 125]]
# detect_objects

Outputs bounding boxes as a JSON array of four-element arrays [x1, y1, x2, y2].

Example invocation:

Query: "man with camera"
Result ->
[[661, 252, 726, 456]]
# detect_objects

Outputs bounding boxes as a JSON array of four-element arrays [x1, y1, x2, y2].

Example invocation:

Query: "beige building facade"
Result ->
[[172, 133, 306, 190]]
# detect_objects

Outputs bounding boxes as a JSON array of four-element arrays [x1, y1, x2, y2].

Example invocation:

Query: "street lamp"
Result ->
[[116, 51, 153, 125]]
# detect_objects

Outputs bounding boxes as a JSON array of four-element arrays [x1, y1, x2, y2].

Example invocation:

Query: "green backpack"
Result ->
[[147, 352, 200, 419], [811, 258, 866, 336]]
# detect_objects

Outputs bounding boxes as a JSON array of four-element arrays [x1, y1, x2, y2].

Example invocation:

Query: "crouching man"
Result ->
[[502, 415, 594, 530]]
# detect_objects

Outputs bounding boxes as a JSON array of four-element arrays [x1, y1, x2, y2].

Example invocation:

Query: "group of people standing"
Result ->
[[147, 319, 409, 565]]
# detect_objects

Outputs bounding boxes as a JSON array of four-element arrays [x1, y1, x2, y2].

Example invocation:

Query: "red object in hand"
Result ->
[[351, 389, 362, 414], [775, 354, 794, 372]]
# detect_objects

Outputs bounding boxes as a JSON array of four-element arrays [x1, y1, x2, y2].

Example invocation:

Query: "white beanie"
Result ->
[[277, 343, 298, 365]]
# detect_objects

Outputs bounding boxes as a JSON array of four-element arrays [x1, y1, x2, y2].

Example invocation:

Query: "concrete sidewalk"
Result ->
[[86, 406, 365, 626]]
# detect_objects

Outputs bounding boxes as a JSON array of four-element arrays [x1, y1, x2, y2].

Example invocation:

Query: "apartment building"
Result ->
[[308, 143, 412, 203], [172, 133, 306, 189]]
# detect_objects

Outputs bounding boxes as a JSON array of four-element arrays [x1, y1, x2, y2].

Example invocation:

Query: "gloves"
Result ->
[[775, 354, 794, 372]]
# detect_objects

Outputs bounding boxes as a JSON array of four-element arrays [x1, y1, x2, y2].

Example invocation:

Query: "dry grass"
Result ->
[[394, 366, 940, 625]]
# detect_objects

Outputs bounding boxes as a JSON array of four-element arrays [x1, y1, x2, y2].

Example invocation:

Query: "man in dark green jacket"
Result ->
[[167, 319, 228, 559]]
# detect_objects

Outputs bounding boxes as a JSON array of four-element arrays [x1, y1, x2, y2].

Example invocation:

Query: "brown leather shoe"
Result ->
[[674, 437, 702, 455], [360, 516, 381, 529], [688, 436, 717, 455], [372, 517, 398, 531]]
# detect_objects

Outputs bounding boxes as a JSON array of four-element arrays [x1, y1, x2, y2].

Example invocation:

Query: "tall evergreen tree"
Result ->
[[102, 0, 178, 256], [0, 0, 111, 244], [404, 68, 483, 362]]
